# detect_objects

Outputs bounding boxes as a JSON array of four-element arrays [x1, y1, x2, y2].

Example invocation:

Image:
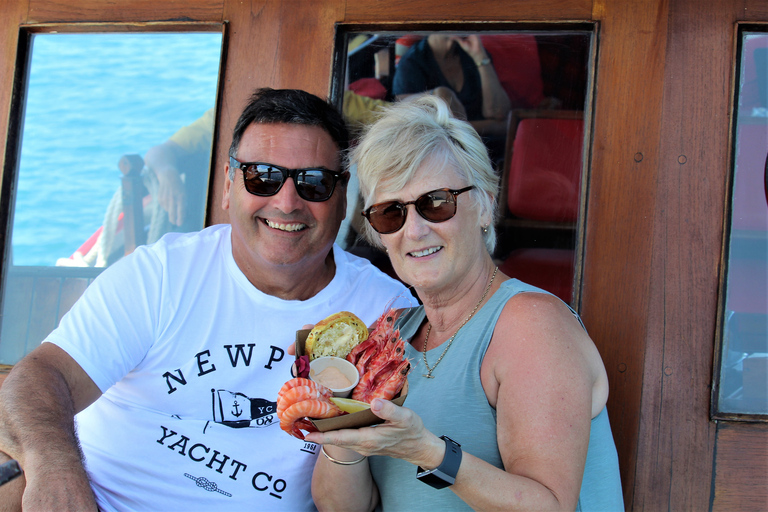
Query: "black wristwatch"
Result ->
[[416, 435, 462, 489]]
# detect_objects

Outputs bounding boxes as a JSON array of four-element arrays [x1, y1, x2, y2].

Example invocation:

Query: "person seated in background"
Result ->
[[393, 34, 511, 139], [0, 88, 415, 511], [143, 107, 215, 231], [56, 108, 215, 268], [307, 96, 623, 511]]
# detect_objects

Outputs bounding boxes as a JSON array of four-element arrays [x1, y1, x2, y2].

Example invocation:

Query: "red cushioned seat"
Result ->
[[499, 248, 574, 303], [507, 117, 583, 222]]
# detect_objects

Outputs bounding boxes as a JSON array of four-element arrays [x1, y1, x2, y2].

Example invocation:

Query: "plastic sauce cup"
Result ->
[[309, 356, 360, 397]]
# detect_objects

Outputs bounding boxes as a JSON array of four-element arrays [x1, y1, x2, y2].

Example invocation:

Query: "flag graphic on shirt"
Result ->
[[211, 389, 277, 429]]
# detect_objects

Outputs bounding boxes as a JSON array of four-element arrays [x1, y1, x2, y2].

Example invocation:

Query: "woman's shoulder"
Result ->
[[490, 284, 598, 372], [490, 282, 609, 414], [497, 281, 572, 319]]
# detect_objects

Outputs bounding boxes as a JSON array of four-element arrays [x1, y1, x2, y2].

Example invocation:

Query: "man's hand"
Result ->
[[154, 166, 187, 226], [20, 453, 98, 512], [144, 140, 188, 226]]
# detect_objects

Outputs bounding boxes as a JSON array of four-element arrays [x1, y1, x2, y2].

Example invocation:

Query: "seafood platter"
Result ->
[[277, 309, 409, 439]]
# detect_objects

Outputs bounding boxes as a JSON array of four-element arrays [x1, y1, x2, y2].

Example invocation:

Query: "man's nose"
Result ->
[[271, 176, 305, 212]]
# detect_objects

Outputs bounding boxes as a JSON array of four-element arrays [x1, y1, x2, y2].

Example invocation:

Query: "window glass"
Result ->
[[717, 31, 768, 416], [335, 29, 592, 306], [0, 31, 222, 365]]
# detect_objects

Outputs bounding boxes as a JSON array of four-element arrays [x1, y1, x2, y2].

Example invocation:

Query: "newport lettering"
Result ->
[[161, 345, 284, 394]]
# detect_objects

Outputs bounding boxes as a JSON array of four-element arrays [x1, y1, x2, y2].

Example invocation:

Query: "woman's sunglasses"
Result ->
[[229, 157, 346, 202], [362, 186, 474, 234]]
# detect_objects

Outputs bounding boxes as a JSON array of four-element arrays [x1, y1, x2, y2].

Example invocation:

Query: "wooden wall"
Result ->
[[0, 0, 766, 509]]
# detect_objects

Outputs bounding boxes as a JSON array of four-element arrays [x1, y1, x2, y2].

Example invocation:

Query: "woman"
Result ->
[[305, 96, 623, 511]]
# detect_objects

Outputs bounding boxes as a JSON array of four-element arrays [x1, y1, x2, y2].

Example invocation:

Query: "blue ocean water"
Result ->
[[12, 32, 222, 266]]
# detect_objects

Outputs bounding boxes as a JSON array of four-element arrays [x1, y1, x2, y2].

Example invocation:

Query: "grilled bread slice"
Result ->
[[305, 311, 369, 360]]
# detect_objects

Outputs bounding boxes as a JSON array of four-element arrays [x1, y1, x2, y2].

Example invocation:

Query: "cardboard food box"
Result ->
[[295, 329, 408, 432]]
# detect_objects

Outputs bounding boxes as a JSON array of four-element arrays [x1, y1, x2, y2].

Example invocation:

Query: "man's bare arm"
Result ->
[[0, 343, 102, 510]]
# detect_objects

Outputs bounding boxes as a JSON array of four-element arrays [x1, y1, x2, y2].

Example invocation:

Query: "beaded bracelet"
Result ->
[[321, 446, 367, 465]]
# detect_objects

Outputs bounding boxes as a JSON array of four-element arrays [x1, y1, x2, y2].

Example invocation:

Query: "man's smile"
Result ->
[[264, 218, 307, 232]]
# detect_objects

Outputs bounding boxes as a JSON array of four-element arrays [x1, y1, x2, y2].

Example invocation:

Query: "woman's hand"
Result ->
[[451, 35, 487, 64], [305, 399, 445, 469]]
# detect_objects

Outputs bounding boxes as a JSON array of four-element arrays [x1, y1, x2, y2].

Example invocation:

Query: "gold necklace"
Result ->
[[422, 267, 498, 378]]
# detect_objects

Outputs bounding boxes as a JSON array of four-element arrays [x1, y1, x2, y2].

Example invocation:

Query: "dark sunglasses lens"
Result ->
[[416, 190, 456, 222], [243, 165, 284, 196], [369, 202, 406, 233], [295, 170, 335, 202]]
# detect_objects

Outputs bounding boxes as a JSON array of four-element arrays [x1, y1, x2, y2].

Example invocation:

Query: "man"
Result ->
[[0, 88, 414, 510]]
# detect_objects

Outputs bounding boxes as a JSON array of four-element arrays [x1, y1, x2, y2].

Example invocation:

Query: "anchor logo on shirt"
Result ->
[[211, 389, 277, 428], [232, 400, 243, 417]]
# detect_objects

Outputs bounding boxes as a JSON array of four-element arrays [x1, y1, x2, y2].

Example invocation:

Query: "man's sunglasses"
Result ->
[[229, 157, 345, 202], [362, 186, 474, 234]]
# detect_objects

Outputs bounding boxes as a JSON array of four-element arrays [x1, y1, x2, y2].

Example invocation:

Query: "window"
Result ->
[[715, 29, 768, 417], [0, 29, 222, 365], [333, 27, 594, 307]]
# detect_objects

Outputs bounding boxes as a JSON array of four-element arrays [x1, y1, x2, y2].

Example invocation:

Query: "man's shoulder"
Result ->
[[335, 246, 385, 275], [334, 246, 413, 299], [151, 224, 229, 251], [132, 224, 230, 270]]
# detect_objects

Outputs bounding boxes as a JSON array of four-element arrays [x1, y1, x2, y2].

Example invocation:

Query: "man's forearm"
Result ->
[[0, 357, 80, 462], [0, 352, 98, 509]]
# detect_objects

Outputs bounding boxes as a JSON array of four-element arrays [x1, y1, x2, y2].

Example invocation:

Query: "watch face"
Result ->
[[416, 468, 454, 489]]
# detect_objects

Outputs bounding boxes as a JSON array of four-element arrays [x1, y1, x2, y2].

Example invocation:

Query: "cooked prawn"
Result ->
[[277, 377, 317, 400], [276, 385, 331, 417], [280, 399, 342, 439], [347, 308, 401, 365], [352, 358, 410, 402], [368, 359, 410, 402]]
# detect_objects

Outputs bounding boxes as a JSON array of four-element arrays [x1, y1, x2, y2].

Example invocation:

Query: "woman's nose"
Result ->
[[402, 204, 430, 239]]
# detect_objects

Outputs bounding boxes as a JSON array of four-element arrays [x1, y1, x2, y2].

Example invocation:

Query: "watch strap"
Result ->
[[416, 435, 462, 489]]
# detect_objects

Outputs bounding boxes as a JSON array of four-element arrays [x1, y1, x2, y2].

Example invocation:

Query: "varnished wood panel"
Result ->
[[0, 0, 28, 197], [581, 1, 670, 508], [586, 0, 768, 510], [28, 0, 223, 23], [712, 422, 768, 511], [344, 0, 592, 22], [632, 0, 735, 508]]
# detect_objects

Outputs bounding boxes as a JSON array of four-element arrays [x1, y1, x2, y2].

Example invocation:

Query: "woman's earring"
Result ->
[[482, 225, 488, 234]]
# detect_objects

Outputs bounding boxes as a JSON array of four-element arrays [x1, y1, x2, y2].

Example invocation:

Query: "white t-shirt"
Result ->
[[46, 224, 414, 511]]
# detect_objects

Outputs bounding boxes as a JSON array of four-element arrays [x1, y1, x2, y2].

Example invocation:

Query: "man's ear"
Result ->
[[222, 165, 232, 211], [340, 172, 350, 221]]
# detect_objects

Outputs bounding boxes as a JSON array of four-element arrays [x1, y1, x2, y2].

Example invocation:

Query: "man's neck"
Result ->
[[235, 247, 337, 301]]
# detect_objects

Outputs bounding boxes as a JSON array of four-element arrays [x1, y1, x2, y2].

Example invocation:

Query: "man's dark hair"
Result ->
[[228, 88, 349, 167]]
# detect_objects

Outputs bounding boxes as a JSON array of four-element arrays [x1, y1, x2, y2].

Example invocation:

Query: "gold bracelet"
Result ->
[[320, 446, 367, 465]]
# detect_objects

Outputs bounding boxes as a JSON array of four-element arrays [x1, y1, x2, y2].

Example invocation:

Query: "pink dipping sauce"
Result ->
[[311, 366, 352, 390]]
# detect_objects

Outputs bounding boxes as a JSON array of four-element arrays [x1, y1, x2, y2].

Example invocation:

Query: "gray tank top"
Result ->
[[368, 279, 624, 511]]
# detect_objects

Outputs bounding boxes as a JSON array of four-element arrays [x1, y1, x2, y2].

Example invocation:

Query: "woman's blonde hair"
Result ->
[[352, 95, 499, 253]]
